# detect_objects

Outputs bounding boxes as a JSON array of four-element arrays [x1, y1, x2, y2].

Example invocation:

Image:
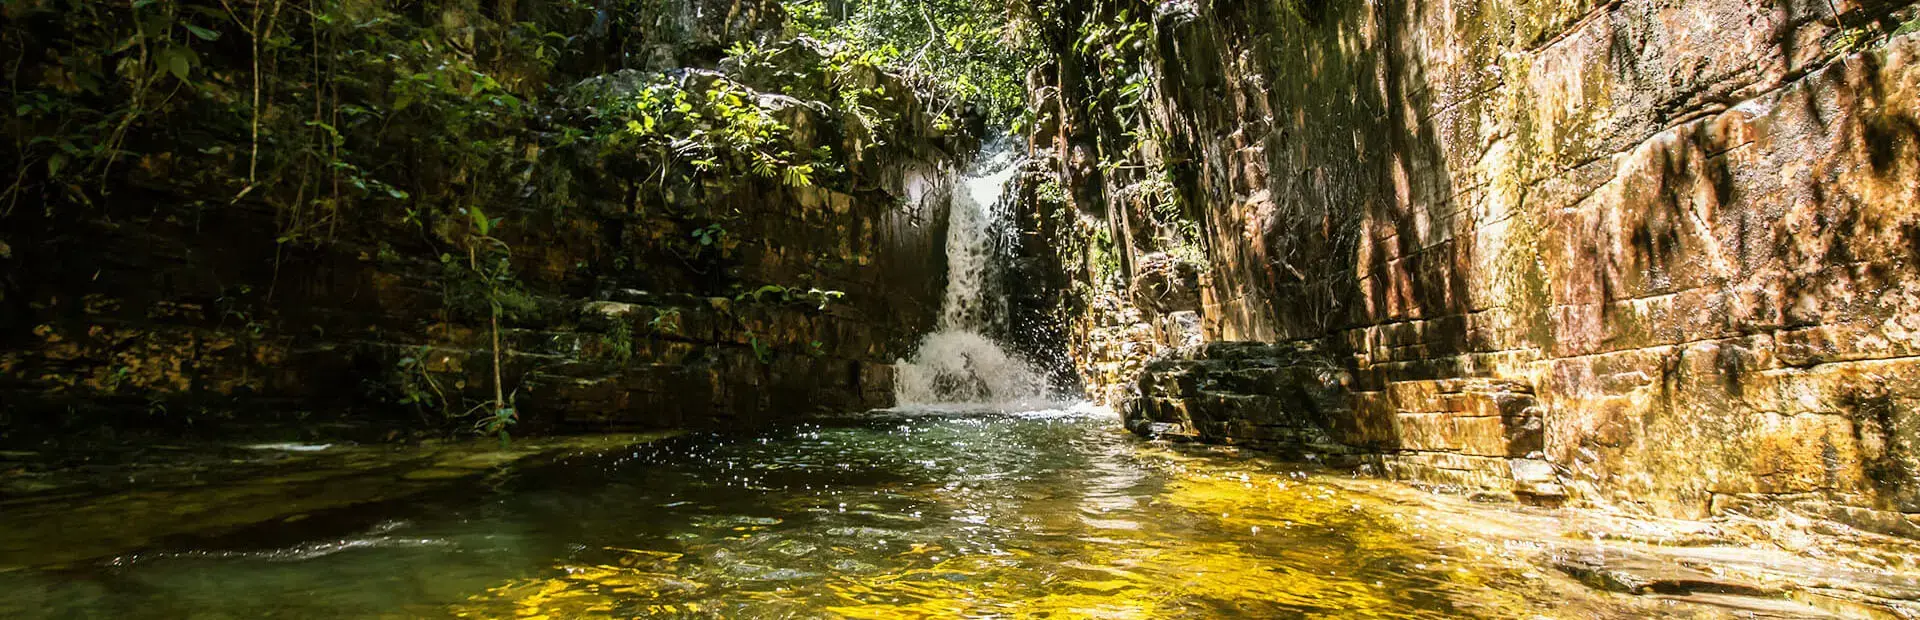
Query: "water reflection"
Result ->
[[8, 406, 1590, 618], [450, 405, 1549, 618]]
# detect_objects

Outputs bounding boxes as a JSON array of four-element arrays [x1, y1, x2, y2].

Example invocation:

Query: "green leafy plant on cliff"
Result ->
[[601, 318, 635, 363], [1087, 226, 1122, 290], [1060, 5, 1212, 277], [735, 284, 846, 310], [1137, 168, 1207, 269], [395, 347, 451, 414], [748, 331, 775, 364], [1827, 5, 1920, 56], [740, 284, 792, 303], [1078, 10, 1160, 172], [799, 287, 846, 310], [690, 223, 729, 258], [2, 0, 228, 212], [7, 1, 558, 433], [1034, 177, 1069, 205], [784, 0, 1039, 124], [648, 307, 684, 335], [2, 0, 550, 243], [476, 395, 518, 447], [443, 205, 522, 441], [619, 78, 821, 190]]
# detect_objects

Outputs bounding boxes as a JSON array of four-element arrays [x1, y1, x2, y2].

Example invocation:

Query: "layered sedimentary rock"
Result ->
[[0, 1, 967, 433], [1021, 0, 1920, 533]]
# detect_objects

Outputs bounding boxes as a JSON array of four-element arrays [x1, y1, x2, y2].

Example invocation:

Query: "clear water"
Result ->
[[0, 406, 1663, 619]]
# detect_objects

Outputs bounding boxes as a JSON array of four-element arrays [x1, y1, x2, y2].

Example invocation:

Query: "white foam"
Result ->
[[243, 443, 335, 452], [895, 147, 1054, 409]]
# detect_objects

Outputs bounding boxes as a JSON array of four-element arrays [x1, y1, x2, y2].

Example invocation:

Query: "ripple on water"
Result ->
[[3, 408, 1653, 619]]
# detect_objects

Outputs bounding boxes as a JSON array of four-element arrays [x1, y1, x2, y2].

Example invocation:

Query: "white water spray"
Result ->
[[894, 147, 1053, 408]]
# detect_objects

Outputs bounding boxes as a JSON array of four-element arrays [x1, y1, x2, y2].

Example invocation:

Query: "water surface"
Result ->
[[3, 406, 1651, 618]]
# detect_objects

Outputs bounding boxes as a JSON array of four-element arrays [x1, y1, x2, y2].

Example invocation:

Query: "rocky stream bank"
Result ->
[[1010, 0, 1920, 542]]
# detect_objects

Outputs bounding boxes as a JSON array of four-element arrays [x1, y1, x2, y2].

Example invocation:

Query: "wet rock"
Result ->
[[1019, 0, 1920, 531], [1129, 253, 1203, 315], [1553, 550, 1778, 597], [1509, 458, 1566, 501], [1125, 342, 1354, 457], [1124, 341, 1573, 501]]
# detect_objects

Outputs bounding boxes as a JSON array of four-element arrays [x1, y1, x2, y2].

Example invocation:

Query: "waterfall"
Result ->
[[894, 146, 1053, 408]]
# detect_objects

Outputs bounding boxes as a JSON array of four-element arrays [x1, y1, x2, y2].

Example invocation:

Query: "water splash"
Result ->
[[894, 331, 1051, 408], [895, 146, 1054, 409]]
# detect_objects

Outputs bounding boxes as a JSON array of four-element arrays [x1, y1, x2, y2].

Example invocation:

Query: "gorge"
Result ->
[[3, 0, 1920, 617]]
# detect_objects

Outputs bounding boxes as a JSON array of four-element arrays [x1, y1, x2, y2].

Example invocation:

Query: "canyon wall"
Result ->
[[1021, 0, 1920, 533], [0, 0, 966, 436]]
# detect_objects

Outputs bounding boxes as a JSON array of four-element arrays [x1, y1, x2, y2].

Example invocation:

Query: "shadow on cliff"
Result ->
[[1250, 0, 1475, 385], [1134, 0, 1482, 451]]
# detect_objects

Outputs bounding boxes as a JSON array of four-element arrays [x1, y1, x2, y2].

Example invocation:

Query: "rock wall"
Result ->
[[1022, 0, 1920, 533], [0, 1, 968, 436]]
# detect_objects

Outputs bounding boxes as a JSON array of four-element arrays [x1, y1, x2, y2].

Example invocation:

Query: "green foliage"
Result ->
[[648, 307, 684, 335], [439, 248, 537, 322], [394, 347, 450, 413], [1897, 12, 1920, 38], [690, 223, 729, 257], [1034, 177, 1069, 205], [102, 365, 134, 394], [1073, 8, 1160, 171], [602, 318, 635, 363], [747, 332, 774, 364], [741, 284, 793, 303], [734, 284, 845, 310], [722, 37, 944, 154], [606, 73, 829, 193], [1135, 168, 1206, 268], [783, 0, 1039, 124], [0, 0, 971, 432], [1088, 226, 1121, 289], [1831, 7, 1920, 55], [1044, 3, 1206, 273], [476, 401, 517, 446], [2, 0, 227, 211], [798, 287, 846, 310], [1, 0, 558, 245]]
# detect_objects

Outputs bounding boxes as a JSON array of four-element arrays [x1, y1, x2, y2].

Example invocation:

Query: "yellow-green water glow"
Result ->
[[447, 443, 1547, 619], [2, 408, 1687, 618]]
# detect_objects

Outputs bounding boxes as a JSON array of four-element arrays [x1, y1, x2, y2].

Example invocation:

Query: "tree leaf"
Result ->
[[183, 23, 221, 41], [468, 206, 491, 236], [160, 47, 191, 81]]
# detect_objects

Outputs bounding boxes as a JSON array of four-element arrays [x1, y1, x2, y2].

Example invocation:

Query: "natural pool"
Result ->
[[2, 406, 1728, 618]]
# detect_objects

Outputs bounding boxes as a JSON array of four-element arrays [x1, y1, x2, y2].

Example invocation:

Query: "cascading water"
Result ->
[[894, 146, 1053, 408]]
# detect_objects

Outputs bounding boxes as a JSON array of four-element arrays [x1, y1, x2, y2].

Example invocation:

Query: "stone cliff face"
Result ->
[[1019, 0, 1920, 534], [0, 0, 968, 435]]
